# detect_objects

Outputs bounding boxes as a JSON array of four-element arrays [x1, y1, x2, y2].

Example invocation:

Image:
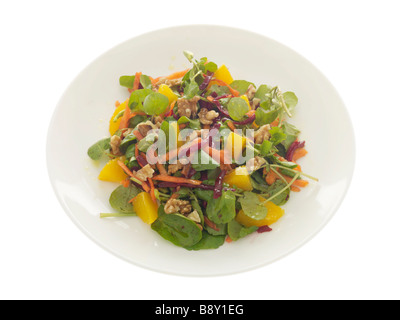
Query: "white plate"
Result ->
[[47, 25, 355, 277]]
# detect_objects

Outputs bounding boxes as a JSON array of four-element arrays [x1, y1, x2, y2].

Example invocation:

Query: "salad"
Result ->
[[87, 51, 317, 250]]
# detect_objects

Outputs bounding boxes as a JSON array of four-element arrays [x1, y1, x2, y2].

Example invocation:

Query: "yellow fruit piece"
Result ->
[[223, 166, 253, 191], [109, 101, 127, 136], [236, 197, 284, 227], [98, 158, 127, 183], [158, 84, 179, 104], [214, 64, 234, 85], [132, 192, 159, 224], [240, 95, 251, 110], [226, 132, 247, 161]]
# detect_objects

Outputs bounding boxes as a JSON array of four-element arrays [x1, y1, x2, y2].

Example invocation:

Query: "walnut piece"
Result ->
[[164, 199, 192, 214], [198, 108, 219, 125], [135, 164, 154, 181], [177, 96, 200, 119], [154, 77, 182, 90], [167, 161, 184, 175], [254, 124, 271, 144], [186, 210, 201, 223], [246, 84, 257, 100], [110, 135, 122, 155], [137, 120, 157, 137], [246, 156, 267, 173]]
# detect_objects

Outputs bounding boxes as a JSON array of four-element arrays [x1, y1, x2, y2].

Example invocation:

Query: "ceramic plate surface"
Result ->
[[47, 25, 355, 276]]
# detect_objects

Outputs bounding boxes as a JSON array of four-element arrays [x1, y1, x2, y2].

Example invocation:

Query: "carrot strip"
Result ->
[[119, 103, 132, 130], [292, 148, 308, 162], [152, 175, 202, 186], [280, 174, 309, 188], [270, 119, 280, 127], [225, 235, 233, 243], [290, 185, 301, 192], [204, 216, 220, 231], [227, 121, 236, 131], [116, 160, 150, 192], [133, 72, 142, 91], [212, 79, 240, 97], [156, 162, 167, 176], [120, 179, 130, 188], [265, 170, 277, 185], [135, 144, 140, 159], [207, 96, 214, 102], [132, 130, 144, 141], [166, 68, 189, 80], [148, 178, 157, 205], [165, 100, 176, 117]]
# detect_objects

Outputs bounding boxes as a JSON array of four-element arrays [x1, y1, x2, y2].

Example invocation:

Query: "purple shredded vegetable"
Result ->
[[213, 170, 227, 199], [199, 72, 214, 91], [286, 140, 305, 161], [232, 114, 256, 125], [257, 225, 273, 233]]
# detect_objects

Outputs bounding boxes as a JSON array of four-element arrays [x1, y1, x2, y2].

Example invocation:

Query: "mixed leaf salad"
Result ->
[[87, 51, 318, 250]]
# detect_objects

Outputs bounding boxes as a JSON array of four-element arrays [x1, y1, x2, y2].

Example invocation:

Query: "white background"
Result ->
[[1, 0, 399, 300]]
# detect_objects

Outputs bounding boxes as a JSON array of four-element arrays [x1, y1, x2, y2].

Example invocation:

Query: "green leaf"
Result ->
[[184, 81, 200, 100], [119, 132, 137, 153], [87, 138, 110, 160], [151, 213, 203, 248], [229, 80, 255, 95], [283, 92, 298, 113], [137, 132, 157, 152], [143, 92, 169, 115], [227, 97, 249, 121], [206, 190, 236, 224], [204, 61, 218, 73], [254, 84, 272, 103], [280, 122, 300, 151], [260, 140, 273, 156], [227, 220, 258, 241], [269, 127, 287, 145], [239, 192, 268, 220], [140, 74, 153, 89], [128, 88, 153, 110], [265, 180, 290, 206], [119, 75, 135, 88], [255, 107, 279, 126], [204, 222, 227, 236], [185, 232, 225, 250], [177, 116, 201, 130], [109, 185, 141, 214], [191, 150, 219, 171]]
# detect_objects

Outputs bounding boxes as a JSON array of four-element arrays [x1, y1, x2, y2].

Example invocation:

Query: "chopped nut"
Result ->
[[251, 97, 261, 109], [154, 77, 182, 90], [198, 108, 219, 125], [254, 124, 271, 144], [246, 156, 267, 173], [246, 84, 257, 100], [164, 199, 192, 214], [110, 135, 122, 155], [136, 164, 154, 181], [187, 210, 201, 223], [137, 120, 157, 137], [177, 96, 200, 119], [167, 161, 184, 174]]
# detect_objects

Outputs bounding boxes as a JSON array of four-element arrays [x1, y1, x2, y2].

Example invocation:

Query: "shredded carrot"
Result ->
[[211, 79, 240, 97], [133, 72, 142, 91], [265, 170, 277, 185], [207, 96, 214, 102], [246, 109, 256, 117], [116, 160, 150, 192], [148, 178, 157, 204], [152, 175, 202, 186], [166, 68, 189, 80], [170, 192, 180, 200], [159, 137, 201, 163], [280, 174, 309, 188], [292, 148, 308, 162], [165, 100, 176, 117], [290, 185, 301, 192], [115, 100, 120, 107], [156, 162, 167, 175], [128, 195, 138, 203], [270, 119, 280, 127], [120, 179, 130, 188], [227, 121, 236, 131], [119, 102, 132, 130], [225, 235, 233, 243], [204, 216, 220, 231], [132, 130, 144, 141]]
